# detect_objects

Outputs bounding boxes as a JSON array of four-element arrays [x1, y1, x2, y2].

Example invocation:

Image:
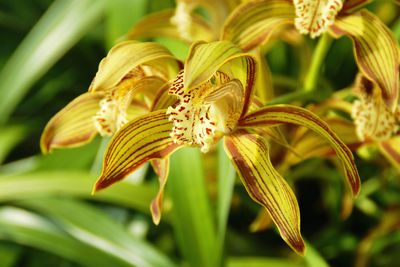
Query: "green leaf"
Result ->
[[168, 148, 217, 267], [304, 241, 329, 267], [0, 206, 130, 267], [227, 257, 306, 267], [0, 125, 27, 164], [0, 171, 155, 214], [15, 197, 175, 267], [0, 0, 105, 125]]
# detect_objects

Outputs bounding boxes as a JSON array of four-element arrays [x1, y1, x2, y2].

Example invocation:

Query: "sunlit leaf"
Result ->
[[224, 131, 305, 256]]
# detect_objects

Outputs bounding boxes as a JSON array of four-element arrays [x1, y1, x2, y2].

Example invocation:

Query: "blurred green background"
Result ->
[[0, 0, 400, 266]]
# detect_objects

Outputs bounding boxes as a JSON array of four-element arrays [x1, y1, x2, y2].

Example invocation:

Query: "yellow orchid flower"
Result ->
[[41, 41, 181, 153], [92, 41, 360, 255], [222, 0, 400, 111]]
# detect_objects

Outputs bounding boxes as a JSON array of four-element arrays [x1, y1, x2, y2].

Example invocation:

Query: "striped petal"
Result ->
[[221, 0, 294, 51], [40, 92, 102, 153], [379, 136, 400, 169], [342, 0, 372, 12], [184, 41, 256, 116], [329, 10, 400, 110], [125, 9, 214, 43], [285, 117, 361, 166], [93, 110, 181, 193], [224, 130, 305, 255], [89, 41, 181, 92], [239, 105, 361, 196], [150, 159, 170, 225]]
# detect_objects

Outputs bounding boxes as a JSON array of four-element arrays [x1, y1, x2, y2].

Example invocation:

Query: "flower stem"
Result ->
[[303, 33, 333, 92]]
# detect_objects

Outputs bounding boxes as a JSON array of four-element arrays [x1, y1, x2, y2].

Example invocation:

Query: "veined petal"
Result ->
[[239, 105, 361, 196], [150, 159, 170, 225], [40, 92, 102, 153], [224, 131, 305, 255], [329, 10, 400, 110], [184, 41, 257, 116], [222, 0, 295, 51], [89, 41, 181, 92], [125, 9, 214, 43], [151, 83, 179, 111], [285, 117, 361, 166], [342, 0, 372, 12], [379, 136, 400, 169], [93, 110, 181, 193]]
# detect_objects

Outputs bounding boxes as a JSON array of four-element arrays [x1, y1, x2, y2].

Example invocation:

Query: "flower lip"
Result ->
[[167, 70, 244, 152]]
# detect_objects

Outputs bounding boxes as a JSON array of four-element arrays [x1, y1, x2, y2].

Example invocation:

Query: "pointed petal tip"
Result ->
[[150, 201, 161, 225]]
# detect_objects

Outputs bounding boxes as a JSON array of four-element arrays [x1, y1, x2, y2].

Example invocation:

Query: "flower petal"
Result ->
[[151, 83, 179, 111], [221, 0, 294, 51], [224, 131, 305, 255], [329, 10, 400, 110], [125, 9, 214, 43], [184, 41, 257, 116], [89, 41, 181, 92], [150, 159, 170, 225], [379, 136, 400, 169], [342, 0, 372, 12], [285, 117, 362, 166], [93, 110, 181, 193], [239, 105, 361, 196], [40, 92, 102, 153]]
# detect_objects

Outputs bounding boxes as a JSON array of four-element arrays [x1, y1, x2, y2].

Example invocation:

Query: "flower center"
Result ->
[[294, 0, 343, 38], [167, 70, 243, 152], [352, 85, 400, 142]]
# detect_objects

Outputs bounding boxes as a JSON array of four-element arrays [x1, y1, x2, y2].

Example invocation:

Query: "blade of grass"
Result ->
[[15, 197, 175, 267], [215, 142, 236, 265], [168, 148, 217, 267], [0, 0, 105, 125], [0, 206, 133, 267], [0, 171, 156, 214], [304, 241, 329, 267], [0, 125, 27, 164]]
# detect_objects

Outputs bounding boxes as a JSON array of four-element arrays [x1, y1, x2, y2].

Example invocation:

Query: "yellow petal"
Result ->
[[285, 117, 361, 166], [222, 0, 294, 51], [329, 10, 400, 111], [40, 92, 102, 153], [89, 41, 181, 92], [151, 83, 179, 111], [93, 110, 181, 193], [239, 105, 361, 196], [150, 159, 170, 225], [125, 9, 214, 43], [249, 208, 273, 233], [379, 136, 400, 169], [184, 41, 257, 116], [342, 0, 372, 12], [224, 131, 305, 256]]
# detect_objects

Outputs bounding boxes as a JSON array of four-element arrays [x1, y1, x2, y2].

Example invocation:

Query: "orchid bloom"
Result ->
[[222, 0, 400, 112], [352, 75, 400, 168], [41, 41, 181, 153], [92, 41, 360, 255]]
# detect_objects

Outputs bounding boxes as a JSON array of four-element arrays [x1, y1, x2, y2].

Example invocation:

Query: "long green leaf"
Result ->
[[0, 206, 130, 267], [168, 148, 217, 267], [0, 0, 105, 125], [0, 171, 155, 214], [16, 197, 175, 267]]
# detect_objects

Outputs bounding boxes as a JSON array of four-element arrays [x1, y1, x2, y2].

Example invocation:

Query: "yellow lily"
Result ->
[[92, 41, 360, 255], [222, 0, 400, 111]]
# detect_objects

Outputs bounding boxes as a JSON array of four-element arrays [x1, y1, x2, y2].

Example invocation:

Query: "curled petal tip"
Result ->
[[150, 200, 161, 225]]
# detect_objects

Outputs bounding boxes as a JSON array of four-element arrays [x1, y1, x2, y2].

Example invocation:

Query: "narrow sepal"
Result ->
[[224, 131, 305, 255], [239, 105, 361, 196], [93, 110, 181, 193], [330, 10, 400, 110], [40, 92, 102, 153], [89, 41, 180, 92], [222, 0, 294, 51], [342, 0, 372, 12], [150, 159, 170, 225], [379, 136, 400, 169], [125, 9, 214, 43]]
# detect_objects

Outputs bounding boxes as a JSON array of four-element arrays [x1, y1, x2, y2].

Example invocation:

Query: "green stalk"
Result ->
[[303, 33, 333, 92]]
